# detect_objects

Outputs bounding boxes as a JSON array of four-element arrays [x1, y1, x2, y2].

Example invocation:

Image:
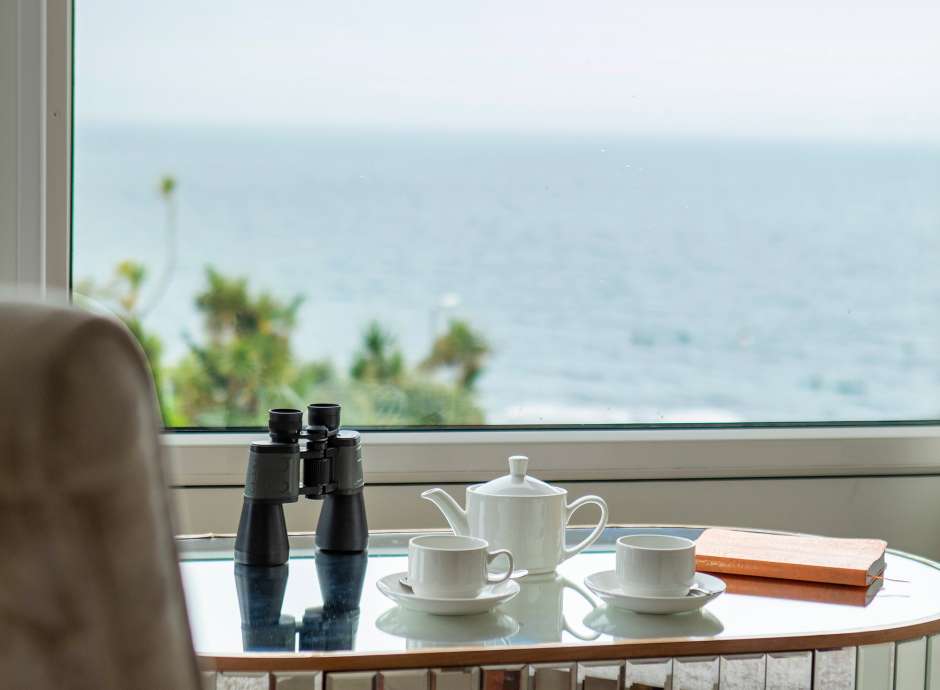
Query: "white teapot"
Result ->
[[421, 455, 608, 575]]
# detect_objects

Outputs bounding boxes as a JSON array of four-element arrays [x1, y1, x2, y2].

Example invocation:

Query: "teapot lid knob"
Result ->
[[475, 454, 559, 496], [508, 455, 528, 480]]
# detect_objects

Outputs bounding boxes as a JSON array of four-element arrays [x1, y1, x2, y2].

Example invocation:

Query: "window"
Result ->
[[72, 0, 940, 432]]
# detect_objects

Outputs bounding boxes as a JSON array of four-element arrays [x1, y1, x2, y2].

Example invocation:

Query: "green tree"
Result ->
[[171, 267, 316, 425], [422, 319, 490, 390], [334, 319, 485, 425], [75, 260, 177, 422], [350, 321, 404, 384], [385, 379, 485, 425], [168, 268, 488, 427]]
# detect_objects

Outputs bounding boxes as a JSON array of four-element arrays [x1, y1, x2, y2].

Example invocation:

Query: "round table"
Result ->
[[180, 526, 940, 689]]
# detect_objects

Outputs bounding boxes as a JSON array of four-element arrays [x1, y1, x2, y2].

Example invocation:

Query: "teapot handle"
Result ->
[[560, 576, 602, 641], [561, 495, 608, 561]]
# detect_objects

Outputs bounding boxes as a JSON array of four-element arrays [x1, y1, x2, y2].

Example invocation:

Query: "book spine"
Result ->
[[695, 556, 869, 586], [723, 578, 869, 606]]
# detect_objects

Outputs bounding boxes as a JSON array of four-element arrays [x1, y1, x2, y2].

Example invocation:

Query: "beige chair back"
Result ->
[[0, 301, 200, 689]]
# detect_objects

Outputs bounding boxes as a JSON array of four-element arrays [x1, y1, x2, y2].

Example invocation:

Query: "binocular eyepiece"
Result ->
[[267, 404, 342, 443], [266, 408, 303, 443], [235, 403, 368, 565]]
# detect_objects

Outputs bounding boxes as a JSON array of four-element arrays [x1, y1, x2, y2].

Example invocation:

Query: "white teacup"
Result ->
[[616, 534, 696, 597], [408, 535, 514, 599]]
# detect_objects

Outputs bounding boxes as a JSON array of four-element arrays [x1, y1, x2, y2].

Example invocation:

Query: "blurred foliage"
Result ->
[[170, 268, 315, 426], [351, 321, 404, 384], [159, 175, 177, 199], [76, 259, 174, 422], [170, 268, 486, 426], [77, 176, 489, 427], [422, 319, 490, 390]]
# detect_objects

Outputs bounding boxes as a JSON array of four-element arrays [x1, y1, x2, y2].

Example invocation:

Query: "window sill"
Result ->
[[164, 425, 940, 487]]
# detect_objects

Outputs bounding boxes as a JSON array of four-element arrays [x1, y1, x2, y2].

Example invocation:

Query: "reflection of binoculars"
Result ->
[[235, 403, 368, 566], [235, 550, 368, 652]]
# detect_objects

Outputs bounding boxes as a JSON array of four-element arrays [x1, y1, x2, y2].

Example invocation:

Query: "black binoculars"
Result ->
[[234, 403, 368, 565]]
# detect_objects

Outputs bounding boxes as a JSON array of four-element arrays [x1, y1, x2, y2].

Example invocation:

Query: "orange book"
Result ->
[[695, 528, 886, 586], [720, 573, 883, 606]]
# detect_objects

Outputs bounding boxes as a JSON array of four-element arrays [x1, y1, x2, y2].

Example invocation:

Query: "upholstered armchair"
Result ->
[[0, 299, 201, 689]]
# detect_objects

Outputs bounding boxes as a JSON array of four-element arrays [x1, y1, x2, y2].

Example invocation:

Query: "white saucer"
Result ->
[[377, 572, 520, 616], [584, 571, 725, 615]]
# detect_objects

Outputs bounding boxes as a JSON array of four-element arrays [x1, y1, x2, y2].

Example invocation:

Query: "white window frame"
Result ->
[[12, 0, 940, 489], [2, 0, 70, 292], [164, 426, 940, 487]]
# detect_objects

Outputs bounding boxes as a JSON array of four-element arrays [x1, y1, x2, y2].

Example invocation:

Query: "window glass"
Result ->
[[73, 0, 940, 427]]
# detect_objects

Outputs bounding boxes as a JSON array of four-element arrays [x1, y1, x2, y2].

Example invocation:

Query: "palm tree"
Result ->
[[351, 321, 404, 384], [141, 174, 179, 314], [421, 319, 490, 390]]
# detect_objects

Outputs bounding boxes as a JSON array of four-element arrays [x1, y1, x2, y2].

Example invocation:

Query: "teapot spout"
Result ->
[[420, 488, 470, 536]]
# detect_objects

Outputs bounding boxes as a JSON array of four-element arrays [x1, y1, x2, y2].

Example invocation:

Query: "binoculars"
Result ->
[[235, 403, 368, 565]]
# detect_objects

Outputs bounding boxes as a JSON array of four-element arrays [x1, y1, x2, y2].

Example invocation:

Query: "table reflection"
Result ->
[[583, 606, 725, 639], [375, 609, 518, 649], [234, 550, 368, 652], [502, 573, 600, 643]]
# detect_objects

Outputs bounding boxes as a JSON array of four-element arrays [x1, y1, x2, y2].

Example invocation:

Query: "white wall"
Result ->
[[0, 0, 19, 283], [171, 476, 940, 560]]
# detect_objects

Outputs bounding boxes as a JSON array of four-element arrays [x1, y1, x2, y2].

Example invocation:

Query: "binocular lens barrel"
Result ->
[[308, 403, 341, 430]]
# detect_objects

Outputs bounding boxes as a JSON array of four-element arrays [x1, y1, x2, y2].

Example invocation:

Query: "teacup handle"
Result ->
[[561, 495, 608, 561], [485, 549, 515, 585]]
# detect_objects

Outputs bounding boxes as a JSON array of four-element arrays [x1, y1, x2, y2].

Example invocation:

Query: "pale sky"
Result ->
[[75, 0, 940, 142]]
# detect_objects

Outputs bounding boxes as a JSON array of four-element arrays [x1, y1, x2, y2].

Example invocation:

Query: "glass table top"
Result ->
[[178, 526, 940, 657]]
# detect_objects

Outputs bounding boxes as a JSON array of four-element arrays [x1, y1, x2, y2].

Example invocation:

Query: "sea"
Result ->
[[72, 122, 940, 424]]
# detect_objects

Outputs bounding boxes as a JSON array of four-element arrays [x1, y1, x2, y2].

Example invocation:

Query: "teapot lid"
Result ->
[[476, 455, 563, 497]]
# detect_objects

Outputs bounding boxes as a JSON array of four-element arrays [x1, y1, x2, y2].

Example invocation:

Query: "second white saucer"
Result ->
[[377, 572, 520, 616], [584, 570, 725, 615]]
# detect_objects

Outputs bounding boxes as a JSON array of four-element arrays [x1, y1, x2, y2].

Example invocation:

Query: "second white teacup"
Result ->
[[616, 534, 696, 597], [408, 534, 514, 599]]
